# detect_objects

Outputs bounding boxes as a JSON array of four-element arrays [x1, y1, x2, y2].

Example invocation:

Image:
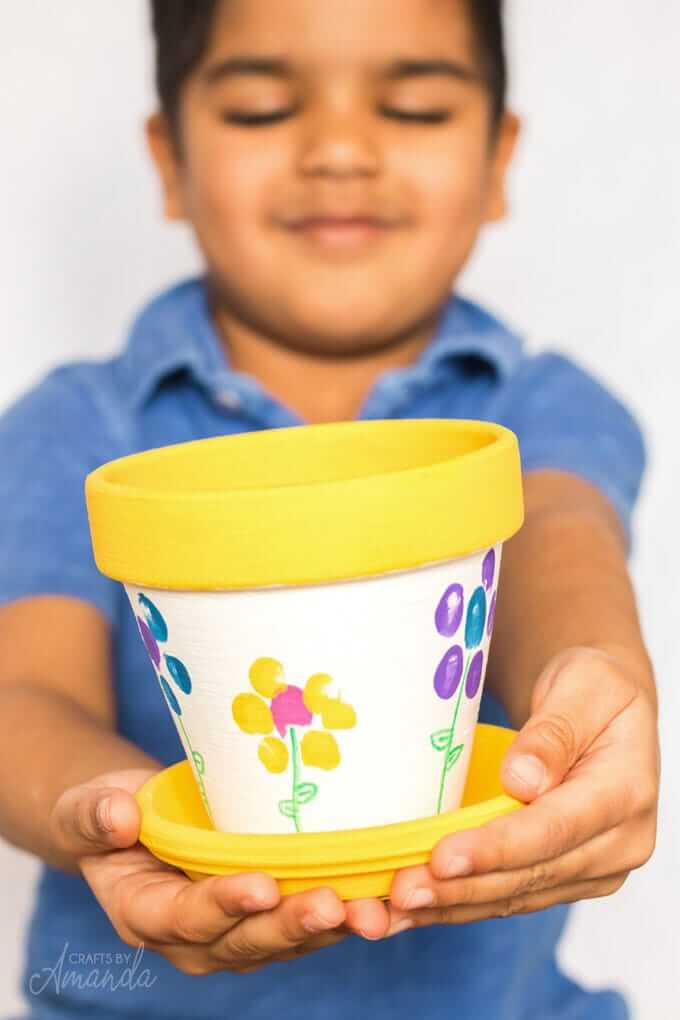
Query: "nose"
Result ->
[[297, 106, 381, 180]]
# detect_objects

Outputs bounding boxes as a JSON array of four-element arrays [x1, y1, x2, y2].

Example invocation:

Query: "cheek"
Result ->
[[182, 128, 286, 243], [396, 135, 491, 239]]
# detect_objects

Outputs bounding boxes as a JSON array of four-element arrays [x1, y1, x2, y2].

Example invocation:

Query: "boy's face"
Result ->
[[148, 0, 518, 357]]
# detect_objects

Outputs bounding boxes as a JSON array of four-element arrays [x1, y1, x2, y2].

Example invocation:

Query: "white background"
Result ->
[[1, 2, 678, 1017]]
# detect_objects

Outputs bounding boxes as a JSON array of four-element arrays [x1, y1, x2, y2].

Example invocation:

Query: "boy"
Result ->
[[0, 1, 658, 1018]]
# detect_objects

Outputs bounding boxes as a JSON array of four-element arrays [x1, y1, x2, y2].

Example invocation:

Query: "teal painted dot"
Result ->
[[165, 655, 192, 695], [465, 586, 487, 649], [160, 675, 182, 716], [139, 594, 168, 643]]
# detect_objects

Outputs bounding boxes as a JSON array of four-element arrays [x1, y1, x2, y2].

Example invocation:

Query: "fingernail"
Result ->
[[239, 896, 267, 913], [509, 754, 546, 793], [301, 911, 336, 933], [404, 888, 435, 910], [441, 855, 473, 880], [358, 929, 383, 941], [96, 796, 113, 833]]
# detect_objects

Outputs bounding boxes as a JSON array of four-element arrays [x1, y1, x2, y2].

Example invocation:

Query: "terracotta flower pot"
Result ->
[[86, 418, 523, 835]]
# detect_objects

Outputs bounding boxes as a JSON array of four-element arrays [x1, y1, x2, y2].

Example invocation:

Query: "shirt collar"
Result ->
[[120, 275, 524, 413], [120, 277, 227, 410], [414, 294, 524, 382]]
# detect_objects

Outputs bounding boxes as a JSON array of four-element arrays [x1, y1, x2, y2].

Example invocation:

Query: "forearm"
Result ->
[[0, 686, 160, 870], [486, 505, 656, 729]]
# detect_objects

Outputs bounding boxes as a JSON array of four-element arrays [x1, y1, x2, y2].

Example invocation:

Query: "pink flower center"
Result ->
[[270, 685, 312, 737]]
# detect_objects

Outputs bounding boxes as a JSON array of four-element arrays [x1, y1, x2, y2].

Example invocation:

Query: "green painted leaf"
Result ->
[[278, 800, 297, 819], [295, 782, 318, 804], [445, 744, 464, 772], [430, 729, 451, 752], [192, 751, 206, 776]]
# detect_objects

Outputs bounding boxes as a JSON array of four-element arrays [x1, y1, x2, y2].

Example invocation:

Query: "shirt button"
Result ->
[[216, 388, 242, 410]]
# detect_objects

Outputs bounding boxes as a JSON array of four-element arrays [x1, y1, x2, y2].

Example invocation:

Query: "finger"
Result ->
[[166, 925, 349, 977], [168, 872, 282, 944], [343, 898, 391, 940], [257, 929, 349, 965], [115, 869, 282, 946], [386, 872, 630, 932], [393, 823, 635, 912], [212, 886, 345, 965], [501, 648, 637, 800], [51, 784, 142, 858], [428, 759, 628, 880]]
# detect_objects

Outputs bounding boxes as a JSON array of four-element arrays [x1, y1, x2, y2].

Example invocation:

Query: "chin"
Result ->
[[286, 286, 411, 341], [285, 305, 407, 355]]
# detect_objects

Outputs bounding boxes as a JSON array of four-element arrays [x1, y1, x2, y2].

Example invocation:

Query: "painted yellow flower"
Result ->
[[231, 656, 357, 831]]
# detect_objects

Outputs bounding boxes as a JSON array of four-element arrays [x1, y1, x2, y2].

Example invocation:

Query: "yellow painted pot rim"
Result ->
[[86, 418, 524, 590], [135, 724, 522, 898]]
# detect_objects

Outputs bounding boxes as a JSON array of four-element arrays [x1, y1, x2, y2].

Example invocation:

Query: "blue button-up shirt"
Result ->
[[0, 277, 644, 1020]]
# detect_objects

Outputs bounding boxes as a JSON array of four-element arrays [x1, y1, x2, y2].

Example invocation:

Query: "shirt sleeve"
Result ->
[[489, 351, 648, 557], [0, 368, 121, 624]]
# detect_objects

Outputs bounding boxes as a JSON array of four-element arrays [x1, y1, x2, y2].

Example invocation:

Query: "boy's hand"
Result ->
[[50, 769, 390, 973], [387, 646, 659, 932]]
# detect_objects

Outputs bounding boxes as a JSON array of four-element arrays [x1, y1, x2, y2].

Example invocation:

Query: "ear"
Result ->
[[484, 111, 521, 223], [145, 113, 187, 221]]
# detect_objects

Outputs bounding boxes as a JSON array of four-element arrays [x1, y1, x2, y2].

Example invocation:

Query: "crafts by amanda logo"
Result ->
[[28, 942, 157, 996]]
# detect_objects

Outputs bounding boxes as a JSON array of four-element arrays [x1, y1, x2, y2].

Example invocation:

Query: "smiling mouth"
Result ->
[[284, 216, 398, 251]]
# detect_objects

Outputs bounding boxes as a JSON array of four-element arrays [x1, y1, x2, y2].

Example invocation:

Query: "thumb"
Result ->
[[500, 647, 622, 802], [51, 775, 150, 860]]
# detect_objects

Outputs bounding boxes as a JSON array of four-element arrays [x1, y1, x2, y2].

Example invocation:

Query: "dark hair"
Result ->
[[464, 0, 507, 128], [150, 0, 506, 136]]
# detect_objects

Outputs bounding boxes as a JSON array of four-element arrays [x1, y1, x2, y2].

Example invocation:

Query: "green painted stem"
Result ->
[[289, 727, 301, 833], [178, 715, 209, 808], [436, 652, 472, 814]]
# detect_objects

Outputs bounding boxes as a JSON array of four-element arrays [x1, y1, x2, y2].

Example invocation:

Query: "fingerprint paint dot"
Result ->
[[249, 657, 287, 699], [232, 694, 274, 735], [482, 549, 496, 591], [321, 696, 357, 730], [138, 594, 168, 643], [301, 730, 340, 770], [165, 655, 192, 694], [258, 736, 289, 774], [465, 586, 487, 649], [487, 590, 497, 636], [434, 583, 464, 637], [270, 685, 313, 738], [137, 617, 160, 667], [434, 645, 464, 700], [466, 649, 484, 700], [160, 676, 181, 716]]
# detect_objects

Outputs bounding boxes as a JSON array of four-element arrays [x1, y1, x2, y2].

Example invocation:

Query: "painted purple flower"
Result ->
[[270, 685, 313, 738], [434, 583, 464, 637], [434, 645, 464, 700], [487, 590, 497, 637], [137, 616, 160, 668], [466, 649, 484, 699], [482, 548, 496, 591]]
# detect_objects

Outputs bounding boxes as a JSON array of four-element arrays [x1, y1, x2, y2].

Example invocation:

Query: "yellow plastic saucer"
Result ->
[[135, 723, 522, 900]]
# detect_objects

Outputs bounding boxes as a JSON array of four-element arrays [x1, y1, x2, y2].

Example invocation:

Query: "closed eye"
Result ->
[[222, 108, 297, 126], [222, 106, 453, 128], [379, 107, 452, 124]]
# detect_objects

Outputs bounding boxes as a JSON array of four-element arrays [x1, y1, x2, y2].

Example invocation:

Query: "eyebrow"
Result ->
[[385, 59, 480, 83], [202, 56, 480, 86], [203, 57, 293, 84]]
